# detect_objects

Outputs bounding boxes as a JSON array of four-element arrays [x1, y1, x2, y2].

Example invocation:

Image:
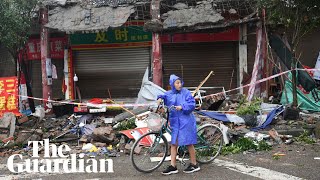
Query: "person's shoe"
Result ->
[[162, 165, 178, 175], [183, 163, 200, 174]]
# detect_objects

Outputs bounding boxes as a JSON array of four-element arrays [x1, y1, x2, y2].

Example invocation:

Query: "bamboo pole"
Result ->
[[192, 71, 214, 97]]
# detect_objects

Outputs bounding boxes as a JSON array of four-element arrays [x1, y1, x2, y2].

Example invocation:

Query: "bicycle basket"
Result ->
[[146, 112, 166, 132]]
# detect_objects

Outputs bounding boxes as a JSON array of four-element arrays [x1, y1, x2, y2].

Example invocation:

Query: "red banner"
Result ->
[[0, 77, 19, 116], [26, 37, 67, 60]]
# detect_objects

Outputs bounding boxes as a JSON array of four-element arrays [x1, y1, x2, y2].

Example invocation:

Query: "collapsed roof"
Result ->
[[44, 0, 258, 33]]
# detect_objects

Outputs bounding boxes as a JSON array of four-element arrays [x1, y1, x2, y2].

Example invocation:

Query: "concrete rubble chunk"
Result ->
[[92, 126, 115, 143], [46, 5, 135, 32], [0, 113, 15, 128], [42, 0, 68, 6], [162, 1, 224, 29], [173, 3, 189, 10], [0, 113, 16, 139]]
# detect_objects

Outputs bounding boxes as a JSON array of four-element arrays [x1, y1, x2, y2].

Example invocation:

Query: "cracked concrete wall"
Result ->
[[42, 0, 70, 6], [162, 1, 224, 29], [45, 5, 135, 32]]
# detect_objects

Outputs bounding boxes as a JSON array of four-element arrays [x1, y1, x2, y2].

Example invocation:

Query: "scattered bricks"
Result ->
[[2, 136, 14, 143], [268, 128, 282, 144], [92, 126, 115, 143], [125, 142, 132, 150], [18, 116, 29, 124], [134, 146, 142, 154], [125, 141, 141, 154], [124, 141, 134, 154], [80, 135, 89, 143]]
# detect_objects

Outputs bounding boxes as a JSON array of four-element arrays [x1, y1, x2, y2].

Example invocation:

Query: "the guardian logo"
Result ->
[[7, 139, 114, 173]]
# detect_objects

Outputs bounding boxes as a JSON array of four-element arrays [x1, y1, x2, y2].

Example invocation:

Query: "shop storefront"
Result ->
[[161, 27, 240, 93], [70, 25, 152, 98], [25, 37, 67, 100]]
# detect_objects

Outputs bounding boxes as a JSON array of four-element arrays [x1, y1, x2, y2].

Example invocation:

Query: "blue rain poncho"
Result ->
[[158, 75, 197, 146]]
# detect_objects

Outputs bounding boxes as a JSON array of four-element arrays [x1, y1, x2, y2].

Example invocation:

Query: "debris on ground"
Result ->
[[294, 130, 316, 144], [1, 79, 320, 162], [221, 137, 272, 156]]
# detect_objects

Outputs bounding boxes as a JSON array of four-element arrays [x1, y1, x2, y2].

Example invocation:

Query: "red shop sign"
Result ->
[[26, 38, 67, 60]]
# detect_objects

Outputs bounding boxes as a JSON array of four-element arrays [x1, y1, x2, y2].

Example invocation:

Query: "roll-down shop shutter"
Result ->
[[162, 42, 237, 94], [74, 47, 151, 98], [30, 59, 64, 104]]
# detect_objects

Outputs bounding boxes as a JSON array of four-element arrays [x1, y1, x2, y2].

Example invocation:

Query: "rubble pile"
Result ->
[[0, 90, 320, 159]]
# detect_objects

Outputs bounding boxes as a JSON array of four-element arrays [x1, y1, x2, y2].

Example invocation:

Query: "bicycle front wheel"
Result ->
[[130, 132, 168, 173], [196, 124, 223, 164]]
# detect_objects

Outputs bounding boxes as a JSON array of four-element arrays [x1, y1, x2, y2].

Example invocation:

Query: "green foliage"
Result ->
[[294, 130, 316, 144], [273, 154, 281, 160], [221, 137, 272, 156], [257, 0, 320, 51], [237, 98, 262, 116], [115, 118, 137, 131], [257, 140, 272, 151], [0, 0, 39, 57]]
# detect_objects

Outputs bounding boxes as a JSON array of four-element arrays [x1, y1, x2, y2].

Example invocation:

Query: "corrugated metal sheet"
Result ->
[[74, 47, 150, 98], [162, 42, 237, 94], [30, 60, 64, 103]]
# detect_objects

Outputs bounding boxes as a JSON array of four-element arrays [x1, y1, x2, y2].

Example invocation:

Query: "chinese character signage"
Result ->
[[26, 38, 67, 60], [70, 26, 152, 49], [0, 77, 19, 116]]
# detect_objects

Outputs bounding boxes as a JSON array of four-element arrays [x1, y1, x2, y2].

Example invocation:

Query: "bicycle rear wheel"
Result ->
[[196, 124, 223, 164], [130, 132, 168, 173]]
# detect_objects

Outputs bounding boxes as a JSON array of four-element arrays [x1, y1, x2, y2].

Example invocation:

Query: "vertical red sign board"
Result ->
[[0, 77, 19, 116]]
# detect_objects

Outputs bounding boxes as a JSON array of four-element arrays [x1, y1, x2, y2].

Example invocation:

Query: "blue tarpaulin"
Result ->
[[196, 106, 284, 131], [196, 111, 229, 122], [251, 106, 284, 131]]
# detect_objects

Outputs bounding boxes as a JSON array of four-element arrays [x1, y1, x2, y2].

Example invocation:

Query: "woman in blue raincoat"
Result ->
[[158, 74, 200, 175]]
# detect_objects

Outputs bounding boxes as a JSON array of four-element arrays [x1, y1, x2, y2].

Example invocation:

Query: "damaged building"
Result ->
[[2, 0, 320, 103], [35, 0, 258, 100]]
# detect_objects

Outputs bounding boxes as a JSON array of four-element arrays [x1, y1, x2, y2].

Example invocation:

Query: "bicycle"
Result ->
[[130, 102, 224, 173]]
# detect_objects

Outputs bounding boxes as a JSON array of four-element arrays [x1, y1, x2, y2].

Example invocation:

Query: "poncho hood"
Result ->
[[169, 74, 184, 92]]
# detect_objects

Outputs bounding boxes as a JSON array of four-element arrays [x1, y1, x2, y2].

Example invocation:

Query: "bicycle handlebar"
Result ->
[[156, 99, 177, 113]]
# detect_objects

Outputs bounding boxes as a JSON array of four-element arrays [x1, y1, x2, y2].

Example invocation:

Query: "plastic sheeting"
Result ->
[[134, 68, 166, 109], [196, 111, 245, 125], [196, 105, 284, 131], [251, 106, 284, 131], [281, 80, 320, 112]]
